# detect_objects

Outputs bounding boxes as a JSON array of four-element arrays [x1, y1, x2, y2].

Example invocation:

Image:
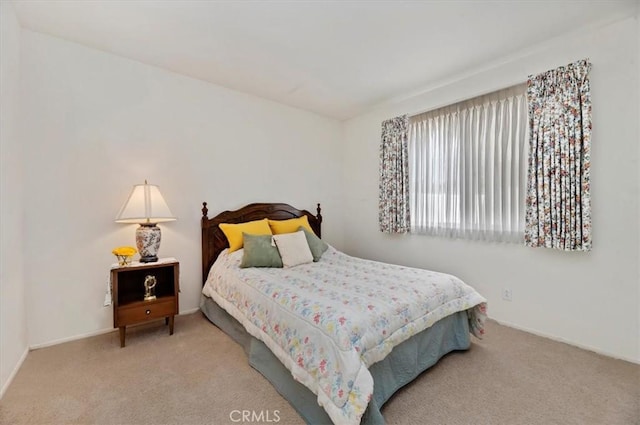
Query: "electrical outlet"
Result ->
[[502, 288, 513, 302]]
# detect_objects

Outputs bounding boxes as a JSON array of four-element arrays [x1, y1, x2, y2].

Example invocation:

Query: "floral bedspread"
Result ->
[[203, 247, 487, 425]]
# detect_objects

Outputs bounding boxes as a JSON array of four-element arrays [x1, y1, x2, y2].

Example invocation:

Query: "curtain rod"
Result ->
[[407, 80, 527, 119]]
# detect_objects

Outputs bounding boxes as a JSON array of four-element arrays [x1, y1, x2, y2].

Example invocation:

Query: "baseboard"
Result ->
[[0, 346, 29, 399], [492, 318, 640, 365], [30, 309, 202, 351], [30, 328, 115, 350]]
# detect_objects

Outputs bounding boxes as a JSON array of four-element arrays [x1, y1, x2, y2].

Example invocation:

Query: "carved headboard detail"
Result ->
[[201, 202, 322, 285]]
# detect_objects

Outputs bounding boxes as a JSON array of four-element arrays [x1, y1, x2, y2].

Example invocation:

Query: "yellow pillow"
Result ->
[[268, 216, 314, 235], [219, 219, 272, 252]]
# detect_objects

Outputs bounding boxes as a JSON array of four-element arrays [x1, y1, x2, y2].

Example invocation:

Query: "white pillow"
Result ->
[[272, 231, 314, 268]]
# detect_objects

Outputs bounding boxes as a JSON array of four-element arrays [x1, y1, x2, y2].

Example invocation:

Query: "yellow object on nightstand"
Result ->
[[112, 246, 137, 266]]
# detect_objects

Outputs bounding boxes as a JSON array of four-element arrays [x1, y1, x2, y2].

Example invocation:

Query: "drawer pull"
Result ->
[[146, 309, 151, 315]]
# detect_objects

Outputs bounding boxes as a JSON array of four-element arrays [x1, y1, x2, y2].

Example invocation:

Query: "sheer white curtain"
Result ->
[[408, 84, 528, 242]]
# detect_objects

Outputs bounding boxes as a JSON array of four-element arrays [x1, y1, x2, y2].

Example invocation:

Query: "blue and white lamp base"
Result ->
[[136, 224, 161, 263]]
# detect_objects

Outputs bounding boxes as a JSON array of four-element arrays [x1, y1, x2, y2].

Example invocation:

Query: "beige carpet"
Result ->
[[1, 312, 638, 425]]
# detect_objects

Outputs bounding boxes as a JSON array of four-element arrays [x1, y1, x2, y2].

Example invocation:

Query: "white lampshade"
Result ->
[[115, 181, 176, 224]]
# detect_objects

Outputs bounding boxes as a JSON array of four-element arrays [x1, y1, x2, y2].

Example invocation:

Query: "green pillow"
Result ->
[[240, 233, 283, 268], [298, 226, 328, 262]]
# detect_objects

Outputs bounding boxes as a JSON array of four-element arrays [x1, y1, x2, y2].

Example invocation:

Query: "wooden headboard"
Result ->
[[201, 202, 322, 285]]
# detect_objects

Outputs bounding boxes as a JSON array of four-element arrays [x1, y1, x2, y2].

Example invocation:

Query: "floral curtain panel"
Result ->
[[379, 115, 410, 233], [524, 59, 592, 251]]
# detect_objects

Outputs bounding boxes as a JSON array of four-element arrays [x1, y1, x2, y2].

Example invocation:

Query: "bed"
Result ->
[[200, 202, 486, 425]]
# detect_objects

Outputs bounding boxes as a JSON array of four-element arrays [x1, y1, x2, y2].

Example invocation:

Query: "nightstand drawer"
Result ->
[[117, 299, 176, 325]]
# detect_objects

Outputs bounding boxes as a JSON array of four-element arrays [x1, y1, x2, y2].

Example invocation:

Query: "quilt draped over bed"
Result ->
[[203, 247, 486, 425]]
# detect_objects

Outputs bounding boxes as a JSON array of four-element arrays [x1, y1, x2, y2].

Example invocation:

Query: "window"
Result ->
[[408, 84, 528, 242]]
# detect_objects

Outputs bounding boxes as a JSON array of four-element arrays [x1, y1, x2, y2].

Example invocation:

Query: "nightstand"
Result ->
[[111, 258, 179, 347]]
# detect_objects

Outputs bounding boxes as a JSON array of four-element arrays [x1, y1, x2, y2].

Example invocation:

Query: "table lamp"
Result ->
[[115, 180, 176, 263]]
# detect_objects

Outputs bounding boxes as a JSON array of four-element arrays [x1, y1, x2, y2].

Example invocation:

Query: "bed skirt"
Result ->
[[200, 295, 471, 425]]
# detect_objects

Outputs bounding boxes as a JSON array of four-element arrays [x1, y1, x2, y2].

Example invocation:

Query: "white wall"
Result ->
[[636, 9, 640, 362], [19, 30, 344, 347], [0, 1, 28, 395], [343, 16, 640, 362]]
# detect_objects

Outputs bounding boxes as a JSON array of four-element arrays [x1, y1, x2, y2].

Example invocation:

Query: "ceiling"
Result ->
[[11, 0, 638, 120]]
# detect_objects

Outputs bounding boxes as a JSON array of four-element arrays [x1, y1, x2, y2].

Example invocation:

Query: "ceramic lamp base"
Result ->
[[136, 224, 161, 263]]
